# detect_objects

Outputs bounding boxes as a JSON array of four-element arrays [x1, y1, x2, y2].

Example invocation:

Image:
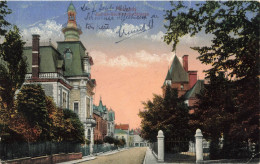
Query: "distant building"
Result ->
[[23, 2, 96, 149], [114, 129, 128, 146], [115, 124, 130, 147], [130, 129, 148, 147], [162, 55, 204, 111], [93, 98, 115, 141]]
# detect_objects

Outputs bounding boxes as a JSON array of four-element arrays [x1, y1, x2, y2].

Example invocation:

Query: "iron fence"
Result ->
[[80, 145, 90, 156], [0, 141, 81, 160], [150, 142, 158, 155]]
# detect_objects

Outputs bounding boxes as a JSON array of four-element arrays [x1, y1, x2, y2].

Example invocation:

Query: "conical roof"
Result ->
[[67, 2, 76, 12], [164, 55, 189, 85]]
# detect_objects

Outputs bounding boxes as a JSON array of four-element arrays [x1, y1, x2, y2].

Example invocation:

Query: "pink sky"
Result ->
[[91, 48, 211, 129]]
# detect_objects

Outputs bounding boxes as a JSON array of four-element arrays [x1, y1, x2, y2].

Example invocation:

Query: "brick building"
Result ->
[[93, 98, 115, 141], [162, 55, 204, 110]]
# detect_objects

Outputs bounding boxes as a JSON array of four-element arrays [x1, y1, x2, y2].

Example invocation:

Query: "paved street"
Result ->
[[80, 147, 147, 164]]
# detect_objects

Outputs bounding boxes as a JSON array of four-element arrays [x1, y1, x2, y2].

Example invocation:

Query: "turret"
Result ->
[[62, 2, 82, 41]]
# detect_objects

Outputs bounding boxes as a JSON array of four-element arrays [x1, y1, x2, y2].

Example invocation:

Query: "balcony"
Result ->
[[25, 72, 70, 85], [86, 117, 96, 127]]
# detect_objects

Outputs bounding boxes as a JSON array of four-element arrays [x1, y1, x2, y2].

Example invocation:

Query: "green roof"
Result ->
[[115, 129, 128, 134], [184, 80, 204, 99], [67, 2, 76, 12], [164, 55, 189, 85], [24, 45, 63, 73], [57, 41, 86, 76]]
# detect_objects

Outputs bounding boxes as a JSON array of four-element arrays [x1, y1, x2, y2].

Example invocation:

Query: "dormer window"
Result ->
[[64, 48, 72, 59], [83, 57, 91, 74]]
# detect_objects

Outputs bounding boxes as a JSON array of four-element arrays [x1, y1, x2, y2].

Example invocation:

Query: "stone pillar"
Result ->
[[90, 127, 94, 154], [157, 130, 164, 162], [195, 129, 203, 163]]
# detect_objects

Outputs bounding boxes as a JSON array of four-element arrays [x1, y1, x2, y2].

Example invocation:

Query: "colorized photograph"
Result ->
[[0, 1, 259, 163]]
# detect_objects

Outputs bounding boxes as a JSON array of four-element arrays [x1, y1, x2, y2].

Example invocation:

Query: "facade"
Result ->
[[93, 98, 115, 141], [23, 2, 96, 151], [114, 129, 128, 146], [162, 55, 204, 111], [115, 124, 130, 146], [129, 129, 148, 147]]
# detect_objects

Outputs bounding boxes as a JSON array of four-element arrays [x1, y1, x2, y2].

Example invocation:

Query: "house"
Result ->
[[93, 98, 115, 141], [162, 55, 204, 111], [114, 129, 128, 146], [115, 124, 130, 146], [131, 129, 148, 147], [23, 2, 96, 149]]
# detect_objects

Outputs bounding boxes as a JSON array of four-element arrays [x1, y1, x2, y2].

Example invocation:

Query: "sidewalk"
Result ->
[[58, 147, 129, 164], [143, 147, 160, 164], [142, 147, 260, 164]]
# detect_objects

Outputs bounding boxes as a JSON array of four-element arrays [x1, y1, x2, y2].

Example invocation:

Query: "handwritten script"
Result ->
[[80, 2, 159, 43]]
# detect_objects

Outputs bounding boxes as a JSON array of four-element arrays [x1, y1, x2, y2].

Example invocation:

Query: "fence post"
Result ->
[[157, 130, 164, 162], [195, 129, 203, 164]]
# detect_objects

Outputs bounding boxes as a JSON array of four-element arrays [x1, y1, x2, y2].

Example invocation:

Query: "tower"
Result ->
[[62, 2, 82, 41]]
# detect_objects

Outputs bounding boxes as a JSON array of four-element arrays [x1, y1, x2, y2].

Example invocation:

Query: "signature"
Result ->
[[115, 19, 154, 43]]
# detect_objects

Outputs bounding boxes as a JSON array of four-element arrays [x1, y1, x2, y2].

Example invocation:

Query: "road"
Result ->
[[80, 147, 147, 164]]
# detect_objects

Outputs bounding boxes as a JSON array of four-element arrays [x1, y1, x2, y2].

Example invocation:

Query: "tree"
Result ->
[[16, 84, 51, 141], [0, 1, 11, 36], [164, 1, 259, 158], [139, 86, 191, 151], [62, 109, 85, 143], [0, 26, 27, 112], [45, 96, 65, 142]]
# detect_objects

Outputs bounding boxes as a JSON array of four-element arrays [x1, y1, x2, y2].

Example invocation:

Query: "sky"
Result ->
[[5, 1, 212, 129]]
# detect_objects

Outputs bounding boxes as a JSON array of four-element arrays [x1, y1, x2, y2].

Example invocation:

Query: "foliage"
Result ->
[[103, 136, 115, 144], [114, 138, 120, 146], [0, 26, 27, 112], [94, 139, 104, 145], [8, 111, 42, 143], [165, 1, 259, 158], [16, 84, 51, 141], [119, 138, 126, 146], [0, 1, 11, 36], [62, 109, 85, 143], [139, 86, 191, 143], [45, 96, 65, 142]]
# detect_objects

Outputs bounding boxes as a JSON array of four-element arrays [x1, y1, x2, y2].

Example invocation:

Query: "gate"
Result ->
[[164, 139, 196, 163], [164, 139, 210, 163]]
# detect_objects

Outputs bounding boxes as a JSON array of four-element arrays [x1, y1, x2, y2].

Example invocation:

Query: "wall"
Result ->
[[4, 152, 82, 164]]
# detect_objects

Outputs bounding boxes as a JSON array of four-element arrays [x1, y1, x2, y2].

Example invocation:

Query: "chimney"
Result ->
[[32, 34, 40, 79], [188, 71, 197, 89], [182, 55, 188, 72]]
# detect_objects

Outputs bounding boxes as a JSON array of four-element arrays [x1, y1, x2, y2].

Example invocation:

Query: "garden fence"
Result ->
[[0, 141, 80, 160]]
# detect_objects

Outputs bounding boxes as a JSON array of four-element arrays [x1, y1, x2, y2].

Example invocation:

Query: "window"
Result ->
[[87, 129, 91, 140], [62, 92, 67, 108], [69, 14, 74, 21], [74, 102, 79, 114], [86, 97, 90, 117]]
